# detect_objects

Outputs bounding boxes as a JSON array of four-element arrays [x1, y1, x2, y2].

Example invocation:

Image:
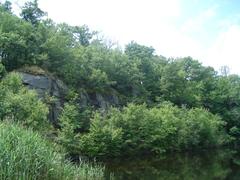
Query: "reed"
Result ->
[[0, 122, 104, 180]]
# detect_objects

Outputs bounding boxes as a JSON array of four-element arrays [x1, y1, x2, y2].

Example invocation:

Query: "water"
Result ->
[[104, 149, 240, 180]]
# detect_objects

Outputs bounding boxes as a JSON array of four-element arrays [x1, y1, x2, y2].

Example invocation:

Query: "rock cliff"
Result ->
[[20, 72, 67, 125], [19, 70, 120, 125]]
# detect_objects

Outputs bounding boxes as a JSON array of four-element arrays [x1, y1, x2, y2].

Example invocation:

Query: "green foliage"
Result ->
[[0, 121, 104, 180], [0, 62, 6, 79], [178, 108, 227, 148], [125, 41, 155, 60], [80, 113, 123, 157], [0, 73, 49, 131], [160, 57, 216, 107], [20, 0, 46, 25], [71, 24, 97, 46], [58, 103, 81, 154], [209, 75, 240, 140], [78, 103, 226, 157], [0, 0, 12, 12], [0, 7, 47, 70]]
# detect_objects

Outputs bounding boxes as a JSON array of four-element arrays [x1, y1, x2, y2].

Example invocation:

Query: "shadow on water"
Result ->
[[103, 149, 240, 180]]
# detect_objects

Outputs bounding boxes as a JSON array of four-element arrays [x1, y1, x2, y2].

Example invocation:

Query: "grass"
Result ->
[[0, 121, 105, 180]]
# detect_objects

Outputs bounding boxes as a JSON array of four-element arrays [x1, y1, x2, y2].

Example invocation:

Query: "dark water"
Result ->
[[104, 149, 240, 180]]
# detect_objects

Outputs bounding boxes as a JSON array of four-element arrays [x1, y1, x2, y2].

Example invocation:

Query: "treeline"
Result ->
[[0, 0, 240, 160]]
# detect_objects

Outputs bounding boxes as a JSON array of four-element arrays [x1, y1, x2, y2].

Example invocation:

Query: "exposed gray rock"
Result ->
[[20, 72, 51, 98], [81, 89, 119, 110], [19, 72, 120, 124], [19, 72, 67, 125], [78, 89, 90, 107]]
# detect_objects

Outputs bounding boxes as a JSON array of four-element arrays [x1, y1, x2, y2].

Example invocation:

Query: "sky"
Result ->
[[6, 0, 240, 74]]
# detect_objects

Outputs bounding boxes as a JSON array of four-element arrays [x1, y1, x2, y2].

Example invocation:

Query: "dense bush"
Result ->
[[78, 103, 227, 157], [58, 103, 81, 154], [80, 113, 124, 157], [0, 73, 49, 131], [0, 121, 104, 180]]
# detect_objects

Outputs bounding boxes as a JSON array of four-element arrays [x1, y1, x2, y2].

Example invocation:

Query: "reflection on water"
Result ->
[[104, 149, 240, 180]]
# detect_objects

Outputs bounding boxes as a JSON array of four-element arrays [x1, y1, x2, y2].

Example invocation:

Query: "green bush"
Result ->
[[0, 63, 6, 79], [80, 113, 123, 157], [78, 103, 227, 157], [58, 103, 123, 157], [58, 103, 81, 154], [0, 73, 49, 131], [0, 121, 104, 180], [178, 108, 227, 149]]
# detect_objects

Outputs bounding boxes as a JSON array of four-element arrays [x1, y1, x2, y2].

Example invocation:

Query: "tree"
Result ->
[[125, 42, 159, 101], [21, 0, 46, 25], [125, 41, 155, 59], [209, 75, 240, 140], [72, 25, 97, 46], [0, 8, 48, 70], [160, 57, 216, 107], [58, 103, 81, 154], [220, 66, 230, 76], [0, 0, 12, 12]]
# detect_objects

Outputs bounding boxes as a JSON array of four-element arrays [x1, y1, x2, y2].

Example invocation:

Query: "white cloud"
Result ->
[[38, 0, 181, 45], [203, 25, 240, 74], [38, 0, 183, 54]]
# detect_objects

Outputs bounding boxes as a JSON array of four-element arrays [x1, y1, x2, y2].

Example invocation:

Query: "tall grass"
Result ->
[[0, 121, 104, 180]]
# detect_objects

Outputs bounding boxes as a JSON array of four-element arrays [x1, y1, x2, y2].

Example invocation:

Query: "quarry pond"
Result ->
[[103, 149, 240, 180]]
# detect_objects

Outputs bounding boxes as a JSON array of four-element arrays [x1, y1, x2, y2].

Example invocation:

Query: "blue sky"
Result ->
[[6, 0, 240, 74]]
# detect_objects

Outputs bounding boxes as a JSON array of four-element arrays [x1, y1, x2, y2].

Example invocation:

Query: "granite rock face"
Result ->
[[20, 72, 67, 125], [78, 89, 119, 110], [19, 71, 120, 124]]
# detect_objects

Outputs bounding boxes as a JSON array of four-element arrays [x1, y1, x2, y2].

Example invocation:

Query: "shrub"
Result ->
[[0, 121, 104, 180], [78, 103, 227, 157], [80, 113, 123, 157], [58, 103, 81, 154], [179, 108, 226, 148], [0, 73, 49, 131]]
